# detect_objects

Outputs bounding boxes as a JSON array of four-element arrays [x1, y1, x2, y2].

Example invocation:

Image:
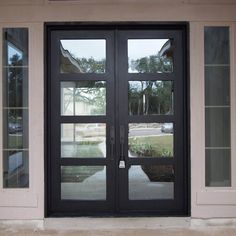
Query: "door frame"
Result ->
[[44, 22, 190, 217]]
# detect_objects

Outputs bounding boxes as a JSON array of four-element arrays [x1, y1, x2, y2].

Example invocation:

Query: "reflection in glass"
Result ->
[[204, 26, 231, 187], [3, 109, 28, 150], [61, 166, 106, 200], [3, 151, 29, 188], [6, 30, 28, 67], [205, 107, 230, 148], [2, 28, 29, 188], [128, 123, 173, 158], [204, 27, 229, 65], [205, 67, 230, 106], [129, 165, 174, 200], [129, 81, 173, 115], [4, 68, 28, 108], [128, 39, 173, 73], [61, 123, 106, 158], [60, 39, 106, 73], [61, 81, 106, 116], [205, 149, 231, 187]]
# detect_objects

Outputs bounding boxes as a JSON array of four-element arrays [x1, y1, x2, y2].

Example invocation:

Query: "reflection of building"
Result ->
[[159, 39, 173, 59], [60, 43, 83, 73], [159, 39, 173, 70]]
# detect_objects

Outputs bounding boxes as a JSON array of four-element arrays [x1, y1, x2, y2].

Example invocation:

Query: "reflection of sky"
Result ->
[[128, 39, 169, 60], [61, 39, 106, 60], [8, 43, 23, 64], [60, 39, 168, 62]]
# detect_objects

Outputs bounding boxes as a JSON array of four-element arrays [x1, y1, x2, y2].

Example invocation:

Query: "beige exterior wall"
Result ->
[[0, 0, 236, 219]]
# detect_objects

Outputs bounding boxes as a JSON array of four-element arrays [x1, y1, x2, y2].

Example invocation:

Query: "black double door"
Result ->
[[47, 24, 188, 216]]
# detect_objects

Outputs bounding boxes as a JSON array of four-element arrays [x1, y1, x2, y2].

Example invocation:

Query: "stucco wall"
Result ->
[[0, 1, 236, 22]]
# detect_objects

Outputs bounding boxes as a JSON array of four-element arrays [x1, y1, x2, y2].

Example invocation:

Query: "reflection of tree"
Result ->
[[9, 54, 23, 107], [76, 57, 105, 73], [129, 50, 173, 115], [75, 81, 106, 115], [8, 54, 23, 120], [129, 81, 173, 115], [63, 81, 106, 115], [130, 54, 172, 73]]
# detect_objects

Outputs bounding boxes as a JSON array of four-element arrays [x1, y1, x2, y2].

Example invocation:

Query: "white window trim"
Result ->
[[0, 23, 44, 215], [191, 22, 236, 208]]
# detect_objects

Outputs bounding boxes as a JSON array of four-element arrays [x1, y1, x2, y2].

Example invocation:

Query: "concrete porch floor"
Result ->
[[1, 218, 236, 236]]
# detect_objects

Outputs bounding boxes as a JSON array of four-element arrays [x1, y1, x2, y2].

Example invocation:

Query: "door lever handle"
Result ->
[[119, 125, 125, 168]]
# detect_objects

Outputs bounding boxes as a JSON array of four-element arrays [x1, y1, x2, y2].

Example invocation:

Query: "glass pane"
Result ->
[[61, 123, 106, 158], [3, 68, 28, 108], [205, 67, 230, 106], [204, 26, 231, 187], [2, 28, 29, 188], [204, 27, 229, 65], [128, 81, 173, 115], [61, 166, 106, 200], [205, 107, 230, 148], [3, 109, 28, 149], [61, 81, 106, 116], [3, 151, 29, 188], [6, 29, 28, 67], [128, 39, 173, 73], [205, 149, 231, 187], [129, 165, 174, 200], [128, 123, 173, 158], [60, 39, 106, 73]]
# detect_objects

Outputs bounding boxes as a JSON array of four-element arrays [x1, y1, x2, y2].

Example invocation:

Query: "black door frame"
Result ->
[[45, 22, 190, 217]]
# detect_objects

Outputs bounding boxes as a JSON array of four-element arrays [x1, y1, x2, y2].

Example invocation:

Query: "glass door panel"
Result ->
[[128, 81, 173, 116], [128, 123, 173, 158], [61, 81, 106, 116], [60, 39, 106, 74], [128, 39, 173, 73], [129, 165, 174, 200], [49, 29, 115, 214], [61, 166, 106, 200], [47, 26, 187, 216], [117, 29, 186, 213], [61, 123, 106, 158]]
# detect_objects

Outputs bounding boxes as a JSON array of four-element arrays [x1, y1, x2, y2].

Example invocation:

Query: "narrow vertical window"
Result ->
[[2, 28, 29, 188], [204, 26, 231, 187]]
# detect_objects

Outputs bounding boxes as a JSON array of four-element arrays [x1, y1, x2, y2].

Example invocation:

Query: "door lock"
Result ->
[[119, 160, 125, 169]]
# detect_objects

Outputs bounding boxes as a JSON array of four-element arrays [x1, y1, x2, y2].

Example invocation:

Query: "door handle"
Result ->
[[110, 126, 115, 160], [119, 125, 125, 168]]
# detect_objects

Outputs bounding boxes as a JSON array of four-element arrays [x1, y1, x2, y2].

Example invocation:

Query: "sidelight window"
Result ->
[[204, 26, 231, 187], [2, 28, 29, 188]]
